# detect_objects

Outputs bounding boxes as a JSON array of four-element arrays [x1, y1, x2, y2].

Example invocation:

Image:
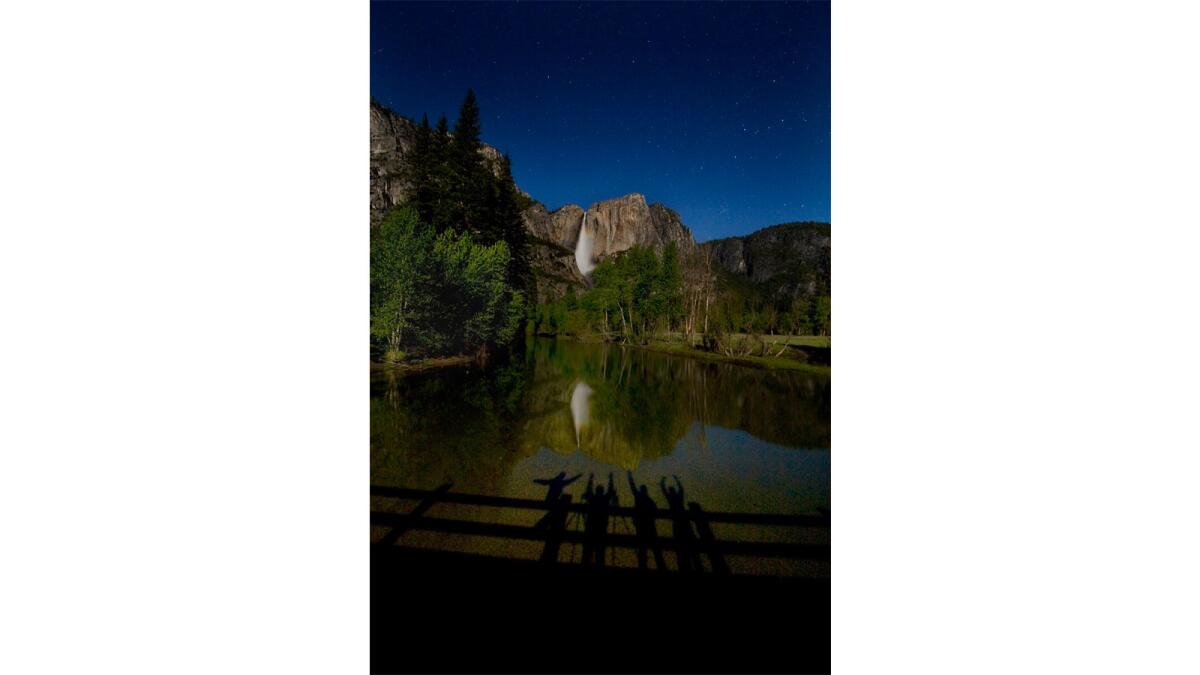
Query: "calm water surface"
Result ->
[[371, 338, 829, 570]]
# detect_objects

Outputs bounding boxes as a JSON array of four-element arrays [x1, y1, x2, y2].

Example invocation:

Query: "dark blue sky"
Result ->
[[371, 1, 829, 242]]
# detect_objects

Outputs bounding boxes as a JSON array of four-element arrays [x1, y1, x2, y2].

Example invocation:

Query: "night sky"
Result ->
[[370, 1, 829, 242]]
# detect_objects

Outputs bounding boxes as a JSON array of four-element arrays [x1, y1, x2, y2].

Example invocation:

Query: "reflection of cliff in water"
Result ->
[[370, 337, 830, 492], [518, 344, 690, 468], [520, 339, 830, 463]]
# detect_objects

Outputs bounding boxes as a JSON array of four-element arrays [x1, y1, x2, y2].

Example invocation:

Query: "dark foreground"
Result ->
[[371, 545, 830, 674]]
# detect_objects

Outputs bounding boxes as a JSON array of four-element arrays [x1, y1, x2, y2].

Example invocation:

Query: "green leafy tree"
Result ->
[[370, 206, 525, 359], [655, 242, 684, 330], [426, 228, 524, 353], [815, 295, 831, 336], [370, 206, 435, 358]]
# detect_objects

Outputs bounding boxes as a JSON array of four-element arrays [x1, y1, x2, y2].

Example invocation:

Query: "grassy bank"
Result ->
[[661, 332, 831, 350], [541, 331, 831, 374], [634, 338, 830, 374], [369, 355, 474, 376]]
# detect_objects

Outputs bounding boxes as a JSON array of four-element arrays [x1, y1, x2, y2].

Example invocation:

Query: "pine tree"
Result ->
[[449, 90, 490, 238], [403, 114, 435, 225], [452, 90, 482, 156], [491, 152, 532, 296], [428, 114, 454, 230]]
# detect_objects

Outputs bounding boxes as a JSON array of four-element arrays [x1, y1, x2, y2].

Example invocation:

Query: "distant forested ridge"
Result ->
[[698, 221, 831, 338]]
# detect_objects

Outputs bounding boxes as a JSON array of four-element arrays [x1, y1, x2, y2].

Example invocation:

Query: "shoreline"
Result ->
[[620, 338, 830, 374], [369, 355, 474, 375], [537, 333, 831, 374], [372, 336, 831, 377]]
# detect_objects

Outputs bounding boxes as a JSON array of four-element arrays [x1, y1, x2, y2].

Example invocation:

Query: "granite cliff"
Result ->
[[520, 193, 700, 300], [519, 194, 696, 302], [523, 193, 696, 258]]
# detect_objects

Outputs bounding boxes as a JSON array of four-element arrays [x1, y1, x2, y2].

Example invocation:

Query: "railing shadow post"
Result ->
[[689, 501, 730, 575], [540, 493, 573, 564], [380, 482, 452, 546]]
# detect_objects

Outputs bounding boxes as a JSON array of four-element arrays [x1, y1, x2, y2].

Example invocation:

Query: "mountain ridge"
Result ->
[[701, 221, 831, 297], [369, 100, 828, 301]]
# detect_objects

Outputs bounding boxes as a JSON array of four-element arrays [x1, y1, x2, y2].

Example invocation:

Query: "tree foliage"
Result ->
[[533, 244, 684, 343], [371, 206, 525, 360], [374, 90, 537, 362], [532, 242, 831, 343], [397, 90, 532, 299]]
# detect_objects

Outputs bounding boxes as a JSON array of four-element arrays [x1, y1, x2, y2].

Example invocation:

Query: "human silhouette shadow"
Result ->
[[532, 471, 581, 529], [627, 471, 668, 571], [580, 472, 618, 567], [660, 475, 703, 573]]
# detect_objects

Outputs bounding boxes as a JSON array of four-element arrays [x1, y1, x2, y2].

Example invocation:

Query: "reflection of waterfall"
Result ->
[[574, 212, 595, 276], [570, 380, 593, 449]]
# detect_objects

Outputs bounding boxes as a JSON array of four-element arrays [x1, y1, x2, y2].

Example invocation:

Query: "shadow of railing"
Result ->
[[370, 482, 829, 574]]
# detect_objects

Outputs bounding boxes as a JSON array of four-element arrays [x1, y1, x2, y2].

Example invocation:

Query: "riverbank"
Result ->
[[373, 334, 830, 377], [540, 333, 831, 374], [369, 355, 474, 376], [633, 338, 830, 374], [663, 332, 831, 350]]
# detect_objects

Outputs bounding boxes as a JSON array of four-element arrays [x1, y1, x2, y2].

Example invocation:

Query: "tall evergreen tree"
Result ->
[[449, 90, 490, 238], [491, 152, 532, 296], [429, 114, 454, 229], [403, 114, 435, 224], [434, 114, 450, 152]]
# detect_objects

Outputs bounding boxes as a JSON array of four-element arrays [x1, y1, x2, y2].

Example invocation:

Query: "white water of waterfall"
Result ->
[[574, 212, 595, 276]]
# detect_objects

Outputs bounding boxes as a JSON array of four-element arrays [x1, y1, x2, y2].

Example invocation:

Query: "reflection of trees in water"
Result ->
[[701, 360, 831, 450], [515, 342, 683, 469], [370, 338, 830, 493], [521, 339, 830, 468], [370, 359, 534, 495]]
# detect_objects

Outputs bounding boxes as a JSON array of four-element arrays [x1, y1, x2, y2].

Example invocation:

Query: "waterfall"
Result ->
[[574, 212, 595, 276]]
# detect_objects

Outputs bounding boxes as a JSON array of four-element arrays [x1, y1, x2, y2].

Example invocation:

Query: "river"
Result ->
[[370, 337, 830, 573]]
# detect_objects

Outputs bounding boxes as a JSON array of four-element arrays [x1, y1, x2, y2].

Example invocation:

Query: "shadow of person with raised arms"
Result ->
[[581, 472, 618, 566], [532, 471, 581, 529], [660, 475, 702, 573], [627, 471, 668, 571]]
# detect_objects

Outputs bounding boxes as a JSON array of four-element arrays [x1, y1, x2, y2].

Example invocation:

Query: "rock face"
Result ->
[[522, 203, 589, 303], [522, 203, 585, 249], [370, 100, 505, 226], [521, 194, 698, 302], [581, 193, 696, 259], [701, 222, 831, 297], [370, 102, 418, 224], [523, 193, 696, 259]]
